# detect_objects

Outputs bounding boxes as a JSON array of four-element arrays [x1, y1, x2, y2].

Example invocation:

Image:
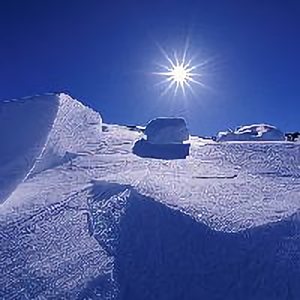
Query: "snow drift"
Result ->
[[0, 95, 59, 203], [0, 93, 102, 204], [1, 94, 300, 300], [217, 123, 285, 142]]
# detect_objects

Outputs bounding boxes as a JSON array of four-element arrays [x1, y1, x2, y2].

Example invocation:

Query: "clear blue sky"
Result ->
[[0, 0, 299, 136]]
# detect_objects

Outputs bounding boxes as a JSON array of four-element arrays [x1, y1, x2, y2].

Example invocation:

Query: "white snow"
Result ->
[[29, 93, 102, 178], [217, 123, 286, 142], [0, 95, 59, 203], [1, 94, 299, 233], [1, 94, 300, 299], [144, 117, 189, 144]]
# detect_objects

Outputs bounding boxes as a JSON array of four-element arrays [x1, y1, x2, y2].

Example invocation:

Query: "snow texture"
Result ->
[[217, 123, 286, 142], [144, 117, 189, 144], [1, 94, 300, 299], [0, 95, 59, 204]]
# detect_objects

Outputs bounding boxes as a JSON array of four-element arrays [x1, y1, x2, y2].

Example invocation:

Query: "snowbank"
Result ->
[[29, 93, 102, 177], [0, 93, 102, 204], [0, 94, 59, 203], [115, 190, 300, 300], [144, 117, 189, 144], [1, 95, 300, 299], [217, 124, 285, 142]]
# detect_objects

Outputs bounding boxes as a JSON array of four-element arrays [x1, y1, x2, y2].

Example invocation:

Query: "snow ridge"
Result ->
[[28, 93, 102, 178], [0, 94, 60, 203]]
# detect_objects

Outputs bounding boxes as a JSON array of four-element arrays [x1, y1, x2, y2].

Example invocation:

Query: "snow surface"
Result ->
[[0, 95, 59, 204], [1, 94, 300, 299], [217, 123, 286, 142]]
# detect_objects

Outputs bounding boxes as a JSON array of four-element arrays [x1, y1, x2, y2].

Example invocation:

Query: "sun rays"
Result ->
[[153, 42, 206, 96]]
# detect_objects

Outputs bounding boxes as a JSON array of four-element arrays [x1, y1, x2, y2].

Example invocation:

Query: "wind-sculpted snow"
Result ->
[[29, 93, 102, 178], [0, 94, 59, 203], [87, 181, 130, 256], [217, 123, 285, 142], [88, 126, 300, 232], [0, 93, 102, 204], [115, 194, 300, 300], [0, 186, 117, 300], [1, 94, 300, 299]]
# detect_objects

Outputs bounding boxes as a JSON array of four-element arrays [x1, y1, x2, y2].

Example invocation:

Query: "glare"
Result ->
[[153, 41, 206, 96]]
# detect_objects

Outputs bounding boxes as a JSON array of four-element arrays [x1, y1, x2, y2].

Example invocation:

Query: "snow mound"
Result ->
[[30, 93, 102, 177], [144, 117, 189, 144], [217, 124, 285, 142], [0, 93, 102, 203], [0, 94, 59, 203]]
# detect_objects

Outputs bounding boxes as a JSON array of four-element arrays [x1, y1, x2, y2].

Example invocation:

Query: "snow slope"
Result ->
[[0, 95, 59, 204], [1, 94, 300, 299]]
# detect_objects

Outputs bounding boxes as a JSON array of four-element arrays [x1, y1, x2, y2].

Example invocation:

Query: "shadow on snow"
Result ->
[[132, 139, 190, 160], [82, 182, 300, 300]]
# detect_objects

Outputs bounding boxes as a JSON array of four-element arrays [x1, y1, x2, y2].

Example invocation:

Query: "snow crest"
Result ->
[[217, 124, 285, 142], [29, 94, 102, 177], [0, 94, 59, 203], [0, 94, 102, 203]]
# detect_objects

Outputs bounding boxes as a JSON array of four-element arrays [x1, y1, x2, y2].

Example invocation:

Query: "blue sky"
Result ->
[[0, 0, 299, 136]]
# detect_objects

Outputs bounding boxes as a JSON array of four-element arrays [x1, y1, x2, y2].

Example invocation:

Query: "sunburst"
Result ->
[[153, 42, 205, 96]]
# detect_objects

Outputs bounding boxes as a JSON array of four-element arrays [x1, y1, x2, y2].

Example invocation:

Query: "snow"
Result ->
[[217, 123, 286, 142], [1, 94, 300, 299], [0, 95, 59, 204], [144, 117, 189, 144], [29, 93, 102, 178]]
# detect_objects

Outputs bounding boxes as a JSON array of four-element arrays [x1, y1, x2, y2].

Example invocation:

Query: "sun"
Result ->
[[153, 42, 205, 96]]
